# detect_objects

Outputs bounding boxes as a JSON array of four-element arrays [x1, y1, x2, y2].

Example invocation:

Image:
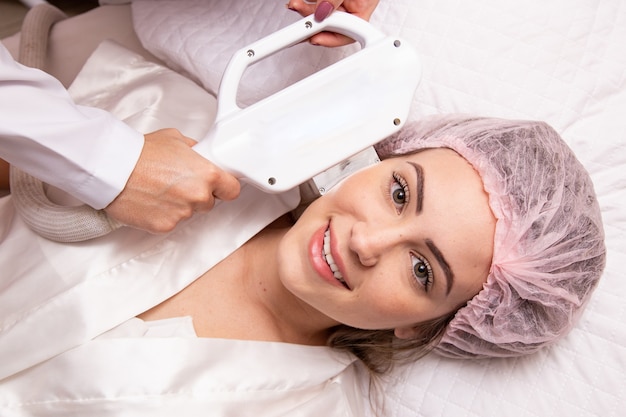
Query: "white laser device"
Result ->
[[10, 12, 421, 242], [192, 12, 421, 193]]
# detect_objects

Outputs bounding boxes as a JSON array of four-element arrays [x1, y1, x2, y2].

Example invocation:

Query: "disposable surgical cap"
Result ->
[[374, 115, 606, 358]]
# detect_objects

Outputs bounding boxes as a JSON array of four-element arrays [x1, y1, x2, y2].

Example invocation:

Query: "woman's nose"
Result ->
[[349, 221, 402, 267]]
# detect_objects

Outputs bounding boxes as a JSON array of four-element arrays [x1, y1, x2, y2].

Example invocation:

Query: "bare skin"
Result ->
[[140, 148, 496, 345], [140, 223, 330, 346]]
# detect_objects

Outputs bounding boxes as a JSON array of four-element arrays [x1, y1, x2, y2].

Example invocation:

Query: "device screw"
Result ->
[[393, 40, 401, 47], [305, 21, 313, 29], [268, 177, 276, 185], [247, 49, 255, 58], [393, 118, 401, 126]]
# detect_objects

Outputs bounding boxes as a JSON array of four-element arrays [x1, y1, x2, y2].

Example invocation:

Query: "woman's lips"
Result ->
[[308, 224, 350, 290]]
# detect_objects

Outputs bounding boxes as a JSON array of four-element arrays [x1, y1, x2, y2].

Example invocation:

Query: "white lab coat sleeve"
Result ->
[[0, 42, 144, 209]]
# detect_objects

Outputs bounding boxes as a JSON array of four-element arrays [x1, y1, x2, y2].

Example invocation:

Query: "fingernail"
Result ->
[[314, 1, 334, 22]]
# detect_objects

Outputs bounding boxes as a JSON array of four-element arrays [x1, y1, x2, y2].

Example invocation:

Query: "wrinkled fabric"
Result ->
[[375, 115, 606, 358], [1, 327, 361, 417], [0, 40, 300, 382], [0, 42, 143, 209], [0, 39, 366, 417]]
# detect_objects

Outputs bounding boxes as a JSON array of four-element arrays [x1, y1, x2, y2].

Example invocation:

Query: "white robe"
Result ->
[[0, 41, 364, 416]]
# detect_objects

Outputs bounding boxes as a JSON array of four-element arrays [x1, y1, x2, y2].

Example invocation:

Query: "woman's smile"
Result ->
[[278, 147, 496, 331], [309, 224, 351, 290]]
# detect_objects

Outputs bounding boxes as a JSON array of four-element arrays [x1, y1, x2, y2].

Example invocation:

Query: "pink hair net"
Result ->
[[375, 115, 606, 359]]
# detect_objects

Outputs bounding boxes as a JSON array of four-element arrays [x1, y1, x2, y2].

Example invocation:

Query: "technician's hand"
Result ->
[[287, 0, 380, 47], [104, 128, 240, 233]]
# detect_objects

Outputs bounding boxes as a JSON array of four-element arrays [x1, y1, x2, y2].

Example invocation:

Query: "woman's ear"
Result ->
[[394, 326, 418, 340]]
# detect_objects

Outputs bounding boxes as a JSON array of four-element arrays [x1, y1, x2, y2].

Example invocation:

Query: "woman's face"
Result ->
[[277, 148, 496, 336]]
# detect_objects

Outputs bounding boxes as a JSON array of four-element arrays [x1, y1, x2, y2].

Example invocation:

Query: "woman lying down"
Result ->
[[0, 115, 606, 415]]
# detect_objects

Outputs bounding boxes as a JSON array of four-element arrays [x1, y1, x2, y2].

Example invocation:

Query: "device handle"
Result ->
[[216, 12, 387, 119]]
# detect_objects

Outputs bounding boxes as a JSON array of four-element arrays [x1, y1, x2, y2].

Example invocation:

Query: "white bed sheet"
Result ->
[[131, 1, 626, 416]]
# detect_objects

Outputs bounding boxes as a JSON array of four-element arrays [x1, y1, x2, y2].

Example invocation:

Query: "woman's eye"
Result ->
[[391, 173, 410, 211], [411, 254, 433, 291]]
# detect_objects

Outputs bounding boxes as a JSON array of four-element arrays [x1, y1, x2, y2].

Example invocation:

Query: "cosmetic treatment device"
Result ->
[[193, 12, 421, 193], [11, 12, 421, 241]]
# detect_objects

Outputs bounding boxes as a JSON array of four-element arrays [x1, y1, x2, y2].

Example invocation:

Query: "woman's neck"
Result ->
[[242, 226, 339, 346], [139, 219, 339, 346]]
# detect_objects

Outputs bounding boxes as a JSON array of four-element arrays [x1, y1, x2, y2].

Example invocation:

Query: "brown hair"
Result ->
[[326, 313, 456, 374]]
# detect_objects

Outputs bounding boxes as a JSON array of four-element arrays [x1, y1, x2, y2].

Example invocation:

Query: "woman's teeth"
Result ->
[[323, 229, 349, 289]]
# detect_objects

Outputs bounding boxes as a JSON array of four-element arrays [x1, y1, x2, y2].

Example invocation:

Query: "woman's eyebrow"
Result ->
[[426, 238, 454, 295], [407, 161, 455, 295], [407, 162, 424, 213]]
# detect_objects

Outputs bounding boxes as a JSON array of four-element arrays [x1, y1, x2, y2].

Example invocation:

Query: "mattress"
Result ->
[[131, 1, 626, 416]]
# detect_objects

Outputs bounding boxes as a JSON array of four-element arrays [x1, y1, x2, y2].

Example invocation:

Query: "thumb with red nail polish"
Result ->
[[314, 1, 335, 22]]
